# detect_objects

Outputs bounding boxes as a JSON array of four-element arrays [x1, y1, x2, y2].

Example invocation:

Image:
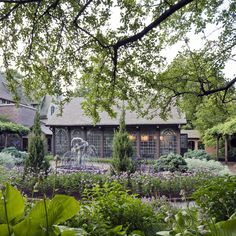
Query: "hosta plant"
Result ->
[[0, 183, 81, 236]]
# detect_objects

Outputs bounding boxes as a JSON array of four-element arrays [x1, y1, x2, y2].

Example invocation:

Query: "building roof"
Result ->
[[0, 74, 13, 102], [40, 122, 52, 135], [181, 129, 200, 139], [0, 73, 32, 105], [0, 104, 36, 127], [47, 97, 186, 127]]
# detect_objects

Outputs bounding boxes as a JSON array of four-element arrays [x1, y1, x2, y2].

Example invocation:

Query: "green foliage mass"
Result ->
[[67, 182, 161, 236], [185, 158, 230, 176], [112, 110, 136, 174], [192, 176, 236, 222], [0, 0, 234, 122], [25, 112, 49, 176], [1, 146, 28, 160], [0, 121, 29, 136], [0, 183, 80, 236], [184, 149, 211, 160], [154, 153, 187, 172], [207, 117, 236, 136]]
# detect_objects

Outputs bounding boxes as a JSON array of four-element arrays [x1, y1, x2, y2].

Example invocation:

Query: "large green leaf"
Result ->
[[0, 224, 11, 236], [13, 218, 44, 236], [13, 195, 79, 236], [212, 217, 236, 236], [0, 183, 25, 224], [47, 195, 80, 225]]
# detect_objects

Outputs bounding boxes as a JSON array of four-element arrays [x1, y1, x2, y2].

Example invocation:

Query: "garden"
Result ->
[[0, 111, 236, 236], [0, 0, 236, 235]]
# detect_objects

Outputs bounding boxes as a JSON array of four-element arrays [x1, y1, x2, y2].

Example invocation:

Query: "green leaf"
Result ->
[[0, 224, 11, 236], [213, 218, 236, 236], [48, 195, 80, 225], [0, 184, 25, 224], [13, 195, 79, 236]]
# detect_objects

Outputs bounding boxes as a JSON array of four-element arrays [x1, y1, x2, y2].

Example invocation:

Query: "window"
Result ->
[[160, 129, 177, 156], [71, 129, 83, 139], [50, 105, 55, 115], [87, 130, 102, 156], [128, 132, 137, 157], [140, 133, 157, 159], [180, 134, 188, 156], [55, 128, 69, 154], [104, 132, 113, 157]]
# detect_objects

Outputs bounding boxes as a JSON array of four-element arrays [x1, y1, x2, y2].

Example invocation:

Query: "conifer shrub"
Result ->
[[111, 110, 136, 174], [25, 112, 49, 176]]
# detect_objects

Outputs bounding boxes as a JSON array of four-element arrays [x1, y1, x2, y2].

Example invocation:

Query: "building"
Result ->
[[0, 74, 53, 151], [47, 97, 187, 158]]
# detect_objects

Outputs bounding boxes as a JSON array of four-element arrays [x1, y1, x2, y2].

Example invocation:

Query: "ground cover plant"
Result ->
[[185, 158, 230, 176]]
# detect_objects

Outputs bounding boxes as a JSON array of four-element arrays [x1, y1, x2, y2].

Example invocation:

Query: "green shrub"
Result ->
[[68, 182, 161, 235], [0, 153, 16, 168], [154, 153, 187, 172], [185, 158, 230, 175], [184, 149, 211, 160], [1, 146, 28, 160], [112, 110, 136, 174], [25, 112, 49, 176], [192, 176, 236, 222]]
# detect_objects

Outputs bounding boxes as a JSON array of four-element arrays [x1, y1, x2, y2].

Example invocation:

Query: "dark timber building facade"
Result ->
[[47, 98, 187, 158]]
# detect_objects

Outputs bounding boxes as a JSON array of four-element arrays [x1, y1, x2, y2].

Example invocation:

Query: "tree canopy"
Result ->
[[0, 0, 235, 121]]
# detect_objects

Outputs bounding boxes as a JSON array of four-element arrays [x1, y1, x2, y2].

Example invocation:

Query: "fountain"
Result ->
[[59, 137, 99, 171]]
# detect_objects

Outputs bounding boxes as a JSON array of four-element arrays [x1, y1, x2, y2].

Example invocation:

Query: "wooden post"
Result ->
[[4, 133, 8, 147], [194, 140, 199, 150], [216, 136, 219, 161], [68, 127, 71, 151], [136, 127, 140, 158], [52, 127, 56, 156], [176, 127, 181, 155], [156, 128, 160, 159], [100, 128, 104, 158], [225, 135, 228, 163]]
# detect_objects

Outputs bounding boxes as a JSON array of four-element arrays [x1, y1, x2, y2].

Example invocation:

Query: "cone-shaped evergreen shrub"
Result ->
[[112, 109, 135, 174], [25, 112, 49, 176]]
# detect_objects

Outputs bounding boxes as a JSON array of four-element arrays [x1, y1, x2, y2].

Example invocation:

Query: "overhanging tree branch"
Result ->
[[0, 0, 40, 3], [73, 0, 93, 25], [198, 77, 236, 97], [0, 3, 20, 21], [114, 0, 194, 48]]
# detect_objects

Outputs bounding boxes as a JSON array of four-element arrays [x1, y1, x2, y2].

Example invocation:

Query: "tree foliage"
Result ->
[[0, 0, 235, 121]]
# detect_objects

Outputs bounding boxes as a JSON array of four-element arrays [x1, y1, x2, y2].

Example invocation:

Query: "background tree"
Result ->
[[112, 109, 135, 174], [0, 0, 234, 121], [25, 111, 49, 176]]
